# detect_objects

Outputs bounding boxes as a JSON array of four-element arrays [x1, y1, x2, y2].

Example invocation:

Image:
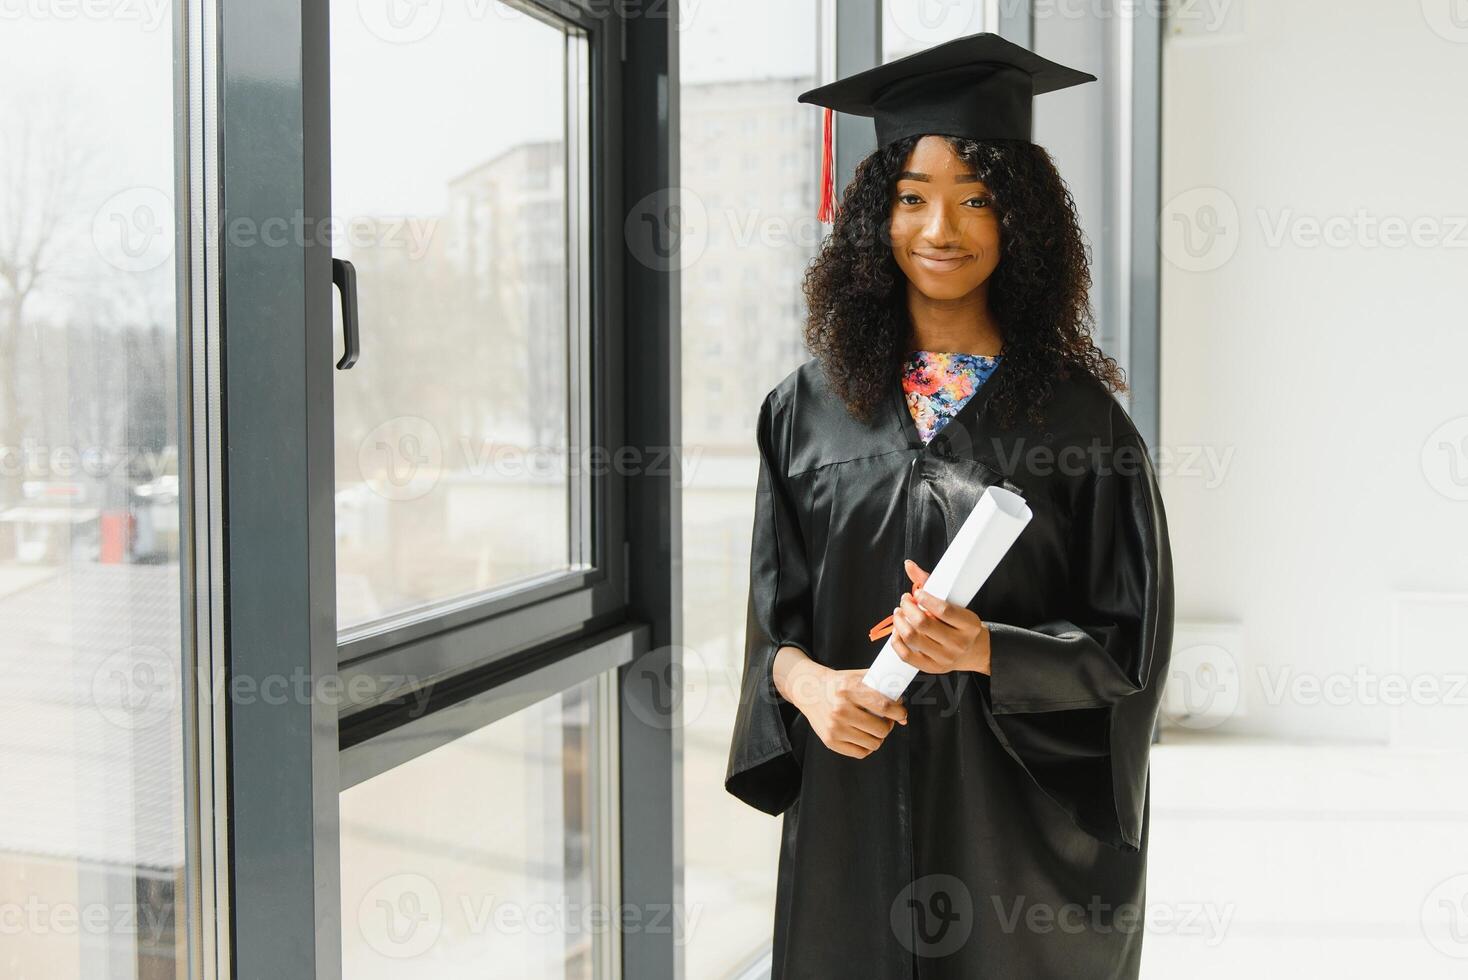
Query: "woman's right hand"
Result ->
[[773, 646, 908, 759]]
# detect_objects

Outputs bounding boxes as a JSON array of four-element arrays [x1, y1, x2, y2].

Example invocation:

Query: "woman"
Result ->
[[725, 34, 1175, 979]]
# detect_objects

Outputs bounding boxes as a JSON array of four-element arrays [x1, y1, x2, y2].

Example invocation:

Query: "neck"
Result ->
[[904, 281, 1004, 356]]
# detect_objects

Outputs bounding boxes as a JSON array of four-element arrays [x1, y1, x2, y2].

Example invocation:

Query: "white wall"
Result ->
[[1159, 1, 1468, 741]]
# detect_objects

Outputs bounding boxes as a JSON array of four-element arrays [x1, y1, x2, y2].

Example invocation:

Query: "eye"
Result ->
[[898, 192, 923, 206], [966, 196, 993, 209]]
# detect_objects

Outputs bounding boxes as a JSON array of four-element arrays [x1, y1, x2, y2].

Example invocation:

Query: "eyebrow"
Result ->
[[898, 171, 984, 183]]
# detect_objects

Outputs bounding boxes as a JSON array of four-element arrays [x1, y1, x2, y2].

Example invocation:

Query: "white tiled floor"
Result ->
[[687, 652, 1468, 980], [1143, 732, 1468, 978]]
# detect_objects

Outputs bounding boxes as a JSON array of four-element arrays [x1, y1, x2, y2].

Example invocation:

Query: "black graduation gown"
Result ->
[[725, 355, 1175, 979]]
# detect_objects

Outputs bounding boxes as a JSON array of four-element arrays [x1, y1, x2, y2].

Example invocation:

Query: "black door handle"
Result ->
[[332, 257, 360, 370]]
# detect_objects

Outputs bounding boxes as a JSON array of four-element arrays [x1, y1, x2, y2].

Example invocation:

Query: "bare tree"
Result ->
[[0, 94, 94, 506]]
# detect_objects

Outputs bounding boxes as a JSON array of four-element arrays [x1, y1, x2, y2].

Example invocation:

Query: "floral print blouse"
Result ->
[[900, 349, 1003, 444]]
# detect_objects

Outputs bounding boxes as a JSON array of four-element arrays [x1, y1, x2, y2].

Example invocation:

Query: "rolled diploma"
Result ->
[[861, 485, 1033, 700]]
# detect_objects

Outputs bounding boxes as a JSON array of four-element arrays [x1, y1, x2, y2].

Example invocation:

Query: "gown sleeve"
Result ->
[[980, 398, 1174, 851], [724, 389, 815, 817]]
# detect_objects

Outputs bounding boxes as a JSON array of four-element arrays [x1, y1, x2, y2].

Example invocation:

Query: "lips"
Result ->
[[912, 252, 972, 272]]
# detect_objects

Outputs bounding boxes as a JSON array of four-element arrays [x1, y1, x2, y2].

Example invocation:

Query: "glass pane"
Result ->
[[0, 10, 189, 980], [330, 2, 585, 634], [678, 1, 820, 976], [883, 0, 985, 62], [1030, 16, 1124, 372], [340, 674, 608, 977]]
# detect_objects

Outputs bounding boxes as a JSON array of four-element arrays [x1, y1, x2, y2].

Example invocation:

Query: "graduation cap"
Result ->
[[797, 32, 1097, 222]]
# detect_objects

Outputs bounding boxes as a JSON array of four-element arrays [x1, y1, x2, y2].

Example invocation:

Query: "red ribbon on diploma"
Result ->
[[867, 587, 917, 642]]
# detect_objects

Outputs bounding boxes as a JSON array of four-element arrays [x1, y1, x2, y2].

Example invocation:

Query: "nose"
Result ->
[[920, 198, 964, 248]]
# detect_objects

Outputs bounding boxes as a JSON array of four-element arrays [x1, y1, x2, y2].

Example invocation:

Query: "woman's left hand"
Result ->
[[890, 558, 992, 675]]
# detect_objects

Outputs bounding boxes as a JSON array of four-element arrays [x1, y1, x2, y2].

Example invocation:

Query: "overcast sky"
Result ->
[[0, 1, 826, 223], [679, 0, 819, 84]]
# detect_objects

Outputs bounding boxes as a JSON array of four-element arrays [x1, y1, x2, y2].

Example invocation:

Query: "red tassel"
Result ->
[[817, 106, 835, 224]]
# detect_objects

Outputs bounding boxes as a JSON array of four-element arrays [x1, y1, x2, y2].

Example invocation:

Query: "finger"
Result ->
[[903, 558, 930, 590], [910, 588, 970, 630], [850, 685, 909, 725], [837, 693, 897, 734], [900, 593, 963, 643], [834, 727, 882, 752], [901, 598, 967, 662], [847, 709, 895, 739], [904, 652, 942, 674], [890, 602, 913, 641], [892, 633, 941, 674], [892, 602, 933, 657]]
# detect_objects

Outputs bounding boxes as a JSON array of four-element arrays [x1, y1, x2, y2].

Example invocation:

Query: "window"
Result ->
[[322, 0, 641, 973], [678, 0, 823, 975], [330, 0, 594, 641], [883, 0, 986, 61], [0, 9, 192, 976], [341, 670, 618, 977]]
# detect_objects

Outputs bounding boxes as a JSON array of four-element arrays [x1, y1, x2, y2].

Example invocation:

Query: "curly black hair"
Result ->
[[801, 135, 1126, 429]]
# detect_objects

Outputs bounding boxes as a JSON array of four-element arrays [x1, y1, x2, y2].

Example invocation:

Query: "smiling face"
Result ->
[[889, 135, 1002, 302]]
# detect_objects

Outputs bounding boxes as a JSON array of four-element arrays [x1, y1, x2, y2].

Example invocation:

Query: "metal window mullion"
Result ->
[[833, 0, 880, 199], [1128, 5, 1163, 450], [618, 3, 681, 977], [215, 0, 341, 975], [567, 27, 595, 575], [595, 665, 623, 979], [178, 0, 230, 976]]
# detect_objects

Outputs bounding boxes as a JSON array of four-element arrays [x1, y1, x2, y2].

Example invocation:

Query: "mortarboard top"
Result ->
[[797, 32, 1097, 222]]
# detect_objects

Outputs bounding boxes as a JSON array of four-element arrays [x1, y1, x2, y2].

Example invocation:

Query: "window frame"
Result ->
[[213, 0, 679, 977], [327, 0, 629, 715], [337, 627, 636, 977]]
